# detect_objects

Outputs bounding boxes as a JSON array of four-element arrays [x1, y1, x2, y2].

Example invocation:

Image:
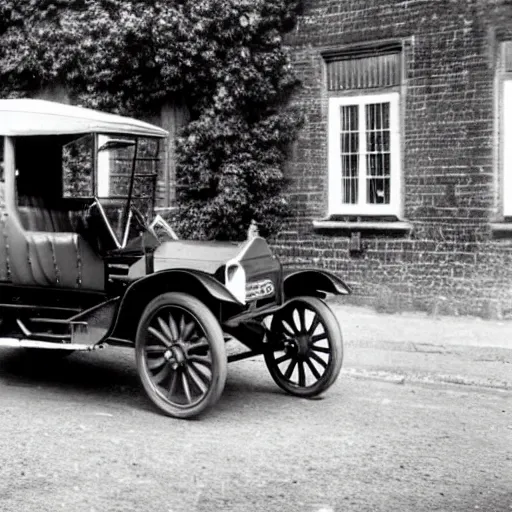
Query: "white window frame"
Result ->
[[97, 134, 111, 197], [328, 92, 401, 216], [503, 79, 512, 216]]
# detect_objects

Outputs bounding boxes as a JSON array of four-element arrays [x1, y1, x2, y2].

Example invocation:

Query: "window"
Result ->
[[328, 93, 400, 215], [325, 46, 402, 216], [63, 134, 94, 197], [501, 42, 512, 217]]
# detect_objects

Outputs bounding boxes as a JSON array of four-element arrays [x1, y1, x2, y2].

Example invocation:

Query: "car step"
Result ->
[[28, 317, 88, 327], [0, 337, 104, 351], [16, 318, 89, 343]]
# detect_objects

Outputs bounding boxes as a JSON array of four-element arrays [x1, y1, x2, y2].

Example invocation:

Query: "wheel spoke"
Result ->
[[306, 357, 321, 379], [153, 364, 170, 384], [298, 307, 306, 333], [187, 365, 208, 395], [167, 370, 178, 398], [188, 355, 212, 367], [311, 333, 328, 343], [284, 358, 297, 380], [310, 351, 328, 368], [298, 361, 306, 387], [145, 345, 166, 354], [168, 313, 179, 341], [308, 314, 320, 335], [181, 372, 192, 404], [189, 361, 212, 381], [157, 316, 174, 343], [281, 320, 296, 337], [312, 345, 330, 354], [179, 314, 186, 337], [188, 337, 209, 353], [182, 321, 195, 341], [274, 353, 292, 365], [148, 326, 171, 347], [286, 311, 300, 335], [147, 357, 166, 371]]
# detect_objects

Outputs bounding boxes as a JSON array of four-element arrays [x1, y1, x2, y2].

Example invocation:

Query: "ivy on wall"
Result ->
[[0, 0, 303, 240]]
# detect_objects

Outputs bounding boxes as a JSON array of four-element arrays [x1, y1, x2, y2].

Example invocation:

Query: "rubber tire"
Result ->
[[264, 296, 343, 398], [135, 292, 227, 419]]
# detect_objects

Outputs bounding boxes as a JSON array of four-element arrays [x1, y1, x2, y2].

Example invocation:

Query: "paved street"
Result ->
[[0, 312, 510, 512], [331, 303, 512, 391]]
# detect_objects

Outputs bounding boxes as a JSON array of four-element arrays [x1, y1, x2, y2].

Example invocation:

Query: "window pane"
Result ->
[[367, 177, 390, 204], [62, 134, 94, 197], [341, 155, 358, 204], [366, 102, 390, 130], [341, 105, 358, 131], [366, 102, 391, 204], [340, 105, 359, 204], [366, 131, 390, 153]]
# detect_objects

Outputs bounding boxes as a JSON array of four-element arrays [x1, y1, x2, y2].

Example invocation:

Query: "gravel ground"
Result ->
[[0, 346, 510, 512]]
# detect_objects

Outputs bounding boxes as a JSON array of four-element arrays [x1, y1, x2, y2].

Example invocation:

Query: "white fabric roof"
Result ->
[[0, 99, 169, 138]]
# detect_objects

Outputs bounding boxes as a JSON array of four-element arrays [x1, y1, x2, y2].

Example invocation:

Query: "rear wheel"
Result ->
[[135, 292, 227, 419], [264, 296, 343, 397]]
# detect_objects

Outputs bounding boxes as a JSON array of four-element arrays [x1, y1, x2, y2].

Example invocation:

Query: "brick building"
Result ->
[[270, 0, 512, 317]]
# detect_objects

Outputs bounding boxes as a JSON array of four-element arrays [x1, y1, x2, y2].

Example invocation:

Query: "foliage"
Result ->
[[0, 0, 303, 240], [62, 134, 94, 197]]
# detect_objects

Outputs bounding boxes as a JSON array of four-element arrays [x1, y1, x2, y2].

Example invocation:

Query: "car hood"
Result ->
[[127, 236, 277, 281], [152, 239, 244, 274]]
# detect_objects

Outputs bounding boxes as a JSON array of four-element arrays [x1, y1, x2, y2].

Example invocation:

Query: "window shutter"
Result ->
[[324, 44, 402, 91]]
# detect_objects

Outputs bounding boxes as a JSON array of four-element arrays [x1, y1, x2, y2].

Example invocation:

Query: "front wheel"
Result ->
[[264, 296, 343, 397], [135, 292, 227, 419]]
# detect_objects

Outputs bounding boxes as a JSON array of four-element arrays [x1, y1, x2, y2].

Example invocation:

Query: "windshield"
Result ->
[[97, 135, 158, 210], [63, 133, 160, 246]]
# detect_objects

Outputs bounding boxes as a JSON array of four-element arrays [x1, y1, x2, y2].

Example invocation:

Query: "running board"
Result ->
[[0, 337, 105, 351]]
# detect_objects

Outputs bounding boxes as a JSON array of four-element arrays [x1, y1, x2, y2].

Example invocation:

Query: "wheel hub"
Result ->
[[286, 335, 310, 359], [296, 334, 310, 357], [164, 344, 187, 365]]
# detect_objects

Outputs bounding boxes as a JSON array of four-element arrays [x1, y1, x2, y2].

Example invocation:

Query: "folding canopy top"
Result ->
[[0, 99, 168, 138]]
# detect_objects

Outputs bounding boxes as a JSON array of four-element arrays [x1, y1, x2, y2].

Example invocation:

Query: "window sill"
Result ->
[[312, 218, 413, 233], [490, 222, 512, 236]]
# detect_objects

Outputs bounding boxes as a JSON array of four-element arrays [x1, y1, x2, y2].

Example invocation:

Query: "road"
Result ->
[[0, 347, 510, 512]]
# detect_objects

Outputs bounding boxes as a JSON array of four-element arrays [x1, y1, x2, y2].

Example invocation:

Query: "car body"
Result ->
[[0, 99, 351, 418]]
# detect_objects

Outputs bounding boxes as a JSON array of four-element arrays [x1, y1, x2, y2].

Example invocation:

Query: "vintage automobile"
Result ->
[[0, 98, 350, 418]]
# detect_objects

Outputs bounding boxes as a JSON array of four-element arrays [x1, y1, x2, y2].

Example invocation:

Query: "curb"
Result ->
[[343, 367, 512, 391]]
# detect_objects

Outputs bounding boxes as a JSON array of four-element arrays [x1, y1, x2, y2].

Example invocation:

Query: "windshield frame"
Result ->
[[91, 132, 160, 249]]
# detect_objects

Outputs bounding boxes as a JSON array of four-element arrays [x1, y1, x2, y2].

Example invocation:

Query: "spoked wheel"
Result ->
[[135, 292, 227, 419], [264, 296, 343, 397]]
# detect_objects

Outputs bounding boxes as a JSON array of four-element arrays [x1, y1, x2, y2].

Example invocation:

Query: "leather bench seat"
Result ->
[[17, 197, 87, 233]]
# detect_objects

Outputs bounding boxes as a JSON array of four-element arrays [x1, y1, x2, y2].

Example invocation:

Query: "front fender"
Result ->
[[108, 269, 243, 343], [283, 269, 351, 299]]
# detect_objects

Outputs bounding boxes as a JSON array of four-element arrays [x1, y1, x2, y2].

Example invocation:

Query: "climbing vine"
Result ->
[[0, 0, 303, 240]]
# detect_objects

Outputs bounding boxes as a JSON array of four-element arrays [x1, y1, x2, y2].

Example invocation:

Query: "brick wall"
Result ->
[[272, 0, 512, 318]]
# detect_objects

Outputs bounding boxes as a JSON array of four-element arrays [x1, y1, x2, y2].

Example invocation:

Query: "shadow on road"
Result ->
[[0, 348, 302, 417], [0, 347, 144, 401]]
